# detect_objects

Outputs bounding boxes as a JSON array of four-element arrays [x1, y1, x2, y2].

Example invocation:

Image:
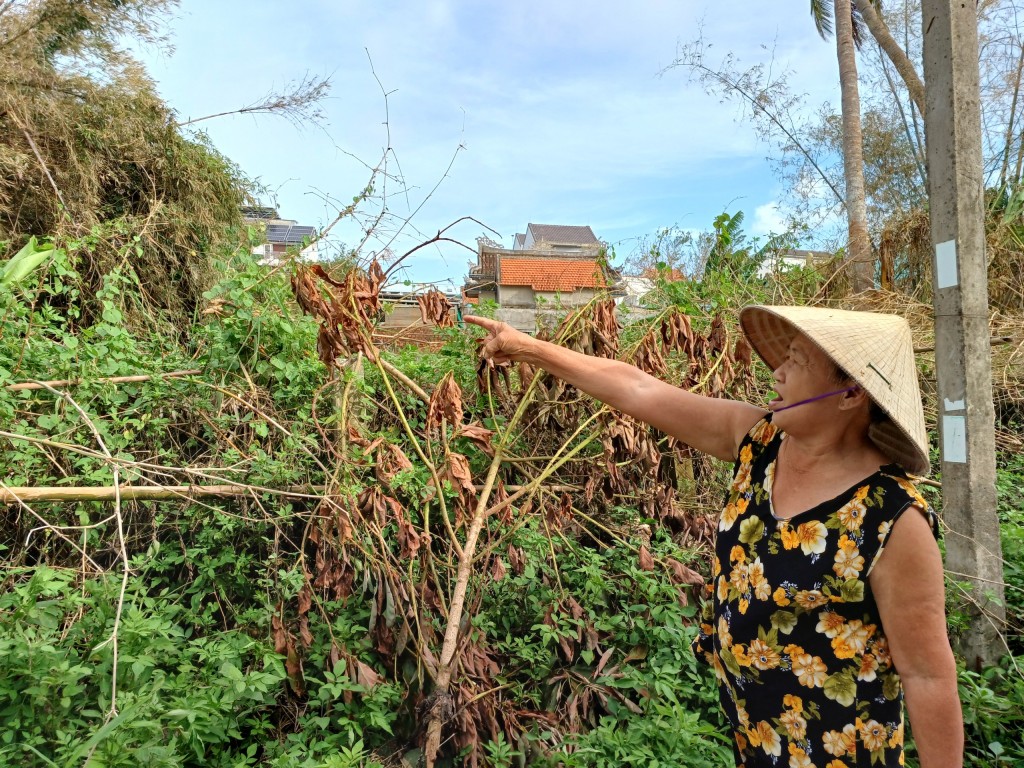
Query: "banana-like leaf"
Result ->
[[1, 236, 59, 286]]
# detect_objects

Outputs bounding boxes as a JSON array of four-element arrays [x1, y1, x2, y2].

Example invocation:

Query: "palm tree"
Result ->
[[812, 0, 876, 292]]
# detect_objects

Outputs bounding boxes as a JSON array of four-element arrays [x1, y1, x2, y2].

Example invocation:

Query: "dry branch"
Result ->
[[6, 369, 201, 391], [0, 482, 578, 505]]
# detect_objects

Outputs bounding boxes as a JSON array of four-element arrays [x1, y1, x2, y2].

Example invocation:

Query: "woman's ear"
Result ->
[[837, 384, 870, 411]]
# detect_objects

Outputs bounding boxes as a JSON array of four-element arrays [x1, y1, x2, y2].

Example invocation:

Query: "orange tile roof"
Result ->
[[499, 257, 607, 292]]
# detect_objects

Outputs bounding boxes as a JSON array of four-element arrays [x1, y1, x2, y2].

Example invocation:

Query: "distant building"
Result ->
[[464, 223, 614, 332], [513, 223, 602, 253], [761, 248, 833, 274], [616, 275, 657, 308], [242, 206, 319, 264]]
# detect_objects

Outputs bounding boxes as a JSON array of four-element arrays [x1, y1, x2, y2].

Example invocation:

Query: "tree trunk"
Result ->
[[854, 0, 926, 115], [835, 0, 875, 292]]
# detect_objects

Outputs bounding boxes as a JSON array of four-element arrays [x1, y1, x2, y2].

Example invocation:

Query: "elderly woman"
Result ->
[[465, 305, 962, 768]]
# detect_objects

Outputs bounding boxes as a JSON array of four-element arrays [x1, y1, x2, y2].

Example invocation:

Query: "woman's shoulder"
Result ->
[[870, 466, 940, 540], [744, 412, 782, 448]]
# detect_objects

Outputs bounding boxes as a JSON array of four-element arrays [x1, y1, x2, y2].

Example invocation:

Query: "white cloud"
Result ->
[[140, 0, 844, 282], [751, 201, 787, 237]]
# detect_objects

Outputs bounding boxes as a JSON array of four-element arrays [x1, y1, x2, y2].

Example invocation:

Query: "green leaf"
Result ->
[[2, 237, 58, 287], [823, 670, 856, 707], [839, 579, 865, 603], [738, 516, 764, 544]]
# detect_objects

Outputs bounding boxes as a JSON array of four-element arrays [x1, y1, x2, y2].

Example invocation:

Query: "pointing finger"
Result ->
[[464, 315, 499, 333]]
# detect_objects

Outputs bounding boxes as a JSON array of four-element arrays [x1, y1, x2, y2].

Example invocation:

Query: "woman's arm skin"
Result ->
[[465, 315, 765, 462], [870, 508, 964, 768]]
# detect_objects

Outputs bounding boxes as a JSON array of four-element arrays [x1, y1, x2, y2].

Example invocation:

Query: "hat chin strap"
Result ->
[[774, 385, 858, 412]]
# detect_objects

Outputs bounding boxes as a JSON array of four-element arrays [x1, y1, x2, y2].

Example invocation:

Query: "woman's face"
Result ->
[[768, 337, 844, 426]]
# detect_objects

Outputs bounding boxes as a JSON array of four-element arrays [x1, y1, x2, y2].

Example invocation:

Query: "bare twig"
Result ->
[[6, 369, 201, 392], [10, 111, 68, 212], [174, 73, 331, 128], [29, 381, 127, 720]]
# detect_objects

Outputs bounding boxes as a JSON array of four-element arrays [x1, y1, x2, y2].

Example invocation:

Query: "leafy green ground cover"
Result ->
[[0, 240, 1021, 767]]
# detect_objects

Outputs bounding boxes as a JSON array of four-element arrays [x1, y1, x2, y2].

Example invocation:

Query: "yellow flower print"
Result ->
[[734, 463, 752, 495], [826, 762, 846, 768], [732, 644, 753, 667], [739, 597, 750, 614], [894, 475, 928, 510], [858, 652, 879, 681], [822, 723, 858, 757], [787, 742, 814, 768], [782, 693, 803, 712], [763, 459, 776, 496], [750, 419, 778, 445], [889, 720, 904, 748], [710, 650, 726, 682], [736, 703, 751, 729], [720, 501, 741, 531], [721, 496, 750, 532], [780, 709, 808, 741], [877, 519, 892, 544], [773, 586, 791, 606], [748, 558, 771, 600], [822, 730, 848, 757], [754, 581, 771, 602], [750, 720, 782, 757], [833, 536, 865, 579], [717, 616, 733, 649], [740, 444, 753, 465], [859, 718, 888, 751], [854, 484, 870, 502], [874, 634, 893, 667], [730, 545, 747, 564], [779, 521, 801, 550], [796, 520, 828, 555], [717, 575, 730, 601], [837, 497, 867, 531], [794, 589, 828, 611], [783, 642, 805, 657], [815, 610, 845, 638], [712, 555, 722, 577], [749, 637, 781, 670], [791, 651, 828, 688], [735, 731, 748, 754], [730, 562, 750, 593], [831, 619, 875, 659]]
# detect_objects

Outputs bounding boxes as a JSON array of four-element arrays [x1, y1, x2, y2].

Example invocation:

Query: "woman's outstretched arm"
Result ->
[[465, 314, 765, 462]]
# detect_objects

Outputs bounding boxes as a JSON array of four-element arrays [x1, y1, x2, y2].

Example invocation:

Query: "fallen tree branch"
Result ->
[[0, 482, 579, 505], [6, 369, 201, 392]]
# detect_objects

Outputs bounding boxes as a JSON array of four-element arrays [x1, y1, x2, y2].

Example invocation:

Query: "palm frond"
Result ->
[[851, 3, 867, 49], [810, 0, 834, 39]]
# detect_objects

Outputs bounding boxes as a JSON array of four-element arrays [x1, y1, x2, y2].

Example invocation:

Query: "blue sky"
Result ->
[[138, 1, 843, 288]]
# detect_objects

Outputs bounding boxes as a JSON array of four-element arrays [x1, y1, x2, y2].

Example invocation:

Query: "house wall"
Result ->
[[497, 285, 535, 307], [497, 286, 599, 307], [534, 289, 598, 306]]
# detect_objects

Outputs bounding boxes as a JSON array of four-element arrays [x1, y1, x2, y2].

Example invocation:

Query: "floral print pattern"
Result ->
[[693, 415, 937, 767]]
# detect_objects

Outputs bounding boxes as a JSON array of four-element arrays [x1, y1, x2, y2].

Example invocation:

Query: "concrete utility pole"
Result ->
[[921, 0, 1006, 668]]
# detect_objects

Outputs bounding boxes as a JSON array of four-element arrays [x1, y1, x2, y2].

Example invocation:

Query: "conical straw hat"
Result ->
[[739, 305, 930, 476]]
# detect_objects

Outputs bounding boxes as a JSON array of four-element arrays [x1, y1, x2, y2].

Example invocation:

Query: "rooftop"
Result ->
[[265, 222, 317, 245], [499, 257, 607, 292], [526, 223, 600, 247]]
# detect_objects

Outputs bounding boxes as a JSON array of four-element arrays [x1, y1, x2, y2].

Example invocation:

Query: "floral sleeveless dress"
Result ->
[[692, 415, 937, 768]]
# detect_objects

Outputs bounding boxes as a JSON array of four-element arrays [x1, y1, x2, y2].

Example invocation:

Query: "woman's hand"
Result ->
[[464, 314, 536, 364]]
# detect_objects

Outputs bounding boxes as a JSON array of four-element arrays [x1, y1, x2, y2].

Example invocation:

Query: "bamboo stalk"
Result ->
[[6, 369, 201, 392], [0, 483, 579, 505], [913, 336, 1013, 354]]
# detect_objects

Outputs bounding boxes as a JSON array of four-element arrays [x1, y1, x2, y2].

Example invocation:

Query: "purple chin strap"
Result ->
[[772, 385, 858, 412]]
